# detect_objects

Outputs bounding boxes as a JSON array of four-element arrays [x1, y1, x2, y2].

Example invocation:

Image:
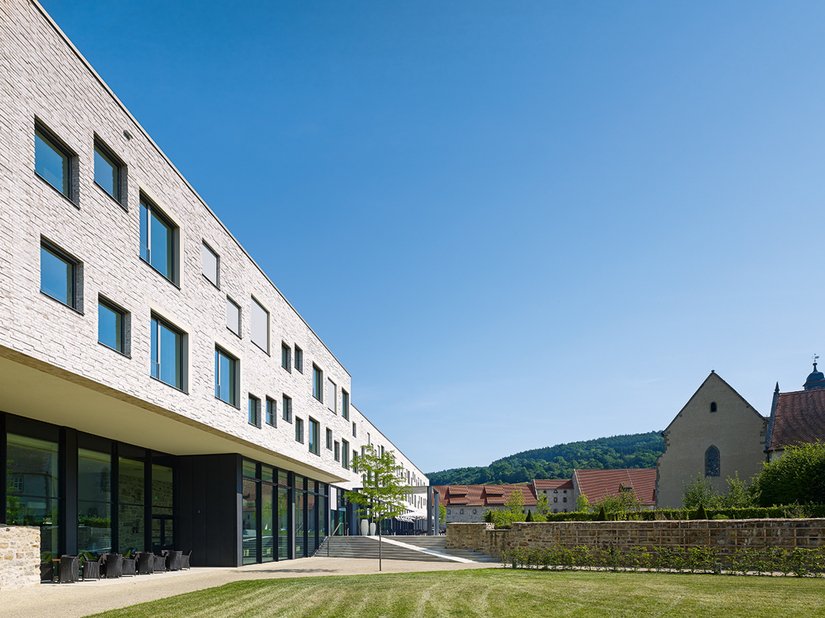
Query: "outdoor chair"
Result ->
[[153, 552, 167, 572], [166, 550, 183, 572], [181, 550, 192, 570], [59, 555, 80, 583], [82, 554, 106, 581], [137, 551, 155, 575], [104, 553, 123, 578], [122, 554, 137, 577], [40, 561, 54, 583]]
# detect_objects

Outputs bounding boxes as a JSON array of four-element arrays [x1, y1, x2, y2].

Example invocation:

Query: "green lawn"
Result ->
[[95, 568, 825, 618]]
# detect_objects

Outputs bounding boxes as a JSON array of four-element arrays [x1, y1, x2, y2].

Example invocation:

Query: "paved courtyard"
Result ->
[[3, 558, 494, 618]]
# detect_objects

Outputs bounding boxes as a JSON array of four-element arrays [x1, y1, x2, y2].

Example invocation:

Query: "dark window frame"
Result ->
[[34, 118, 77, 205], [93, 134, 126, 207], [248, 394, 262, 428], [215, 346, 239, 407], [98, 295, 129, 356], [40, 238, 82, 312], [139, 193, 180, 286]]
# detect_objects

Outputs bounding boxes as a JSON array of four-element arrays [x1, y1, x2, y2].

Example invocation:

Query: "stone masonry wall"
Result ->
[[0, 526, 40, 590], [447, 519, 825, 560]]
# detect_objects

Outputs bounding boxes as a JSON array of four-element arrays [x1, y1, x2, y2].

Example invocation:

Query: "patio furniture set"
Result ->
[[43, 550, 192, 584]]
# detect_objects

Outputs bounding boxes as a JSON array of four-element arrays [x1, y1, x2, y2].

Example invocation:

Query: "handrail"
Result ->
[[327, 522, 343, 557]]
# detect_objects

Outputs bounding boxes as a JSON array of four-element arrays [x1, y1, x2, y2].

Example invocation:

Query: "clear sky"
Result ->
[[41, 1, 825, 473]]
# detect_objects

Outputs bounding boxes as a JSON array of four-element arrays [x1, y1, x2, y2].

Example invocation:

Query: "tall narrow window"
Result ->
[[140, 196, 177, 283], [308, 418, 320, 455], [40, 241, 79, 309], [710, 401, 718, 413], [312, 365, 323, 402], [352, 422, 357, 438], [248, 395, 261, 428], [705, 445, 720, 477], [35, 121, 73, 199], [325, 428, 333, 450], [94, 137, 124, 204], [98, 298, 127, 354], [342, 439, 350, 469], [150, 315, 185, 390], [266, 397, 277, 427], [334, 441, 340, 462], [281, 343, 292, 372], [327, 379, 337, 414], [282, 394, 292, 423], [294, 346, 303, 373], [295, 417, 304, 443], [251, 297, 269, 353], [226, 297, 241, 336], [215, 347, 238, 406], [342, 389, 350, 420], [201, 241, 219, 287]]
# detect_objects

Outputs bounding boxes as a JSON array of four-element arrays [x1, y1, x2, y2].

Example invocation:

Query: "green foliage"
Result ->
[[438, 504, 446, 526], [695, 504, 708, 520], [535, 494, 549, 517], [502, 544, 825, 577], [345, 445, 408, 525], [590, 490, 643, 517], [576, 494, 591, 512], [527, 504, 825, 523], [427, 431, 665, 485], [525, 510, 533, 522], [751, 442, 825, 506], [683, 474, 756, 509], [596, 506, 607, 521]]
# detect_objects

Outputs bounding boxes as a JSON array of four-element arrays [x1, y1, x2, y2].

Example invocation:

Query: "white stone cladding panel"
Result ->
[[0, 0, 425, 486]]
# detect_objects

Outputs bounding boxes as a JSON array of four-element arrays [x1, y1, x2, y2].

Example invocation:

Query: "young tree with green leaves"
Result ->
[[345, 444, 408, 571]]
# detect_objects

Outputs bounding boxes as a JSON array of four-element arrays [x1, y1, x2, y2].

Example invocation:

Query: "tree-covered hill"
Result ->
[[427, 431, 664, 485]]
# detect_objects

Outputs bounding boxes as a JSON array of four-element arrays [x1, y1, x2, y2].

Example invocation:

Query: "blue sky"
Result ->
[[42, 1, 825, 472]]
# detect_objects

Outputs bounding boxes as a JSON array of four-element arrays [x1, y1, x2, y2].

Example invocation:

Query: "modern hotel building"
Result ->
[[0, 0, 429, 566]]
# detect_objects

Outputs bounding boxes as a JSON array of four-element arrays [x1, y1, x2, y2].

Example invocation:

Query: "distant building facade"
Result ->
[[656, 371, 768, 508], [767, 364, 825, 461]]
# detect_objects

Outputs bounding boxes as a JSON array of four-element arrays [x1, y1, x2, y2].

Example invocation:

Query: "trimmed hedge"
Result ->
[[502, 545, 825, 577], [535, 504, 825, 523]]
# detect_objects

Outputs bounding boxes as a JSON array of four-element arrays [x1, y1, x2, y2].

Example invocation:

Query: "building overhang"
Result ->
[[0, 346, 347, 484]]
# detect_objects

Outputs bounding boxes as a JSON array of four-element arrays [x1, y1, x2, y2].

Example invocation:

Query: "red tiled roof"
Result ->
[[573, 468, 656, 506], [434, 484, 537, 507], [769, 389, 825, 451], [533, 479, 574, 491]]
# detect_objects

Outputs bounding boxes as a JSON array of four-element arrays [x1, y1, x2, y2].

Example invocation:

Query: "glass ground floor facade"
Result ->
[[0, 412, 338, 566]]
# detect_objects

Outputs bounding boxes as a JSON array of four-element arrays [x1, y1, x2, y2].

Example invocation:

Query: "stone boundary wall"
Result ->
[[447, 519, 825, 560], [0, 526, 40, 589]]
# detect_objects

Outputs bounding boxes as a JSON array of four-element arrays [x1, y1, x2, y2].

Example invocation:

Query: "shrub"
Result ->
[[752, 442, 825, 506]]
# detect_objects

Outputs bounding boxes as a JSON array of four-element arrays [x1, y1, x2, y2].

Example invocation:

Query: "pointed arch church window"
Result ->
[[705, 445, 720, 477]]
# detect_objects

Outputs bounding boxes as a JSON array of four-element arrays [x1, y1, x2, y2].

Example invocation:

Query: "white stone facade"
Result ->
[[0, 0, 426, 513]]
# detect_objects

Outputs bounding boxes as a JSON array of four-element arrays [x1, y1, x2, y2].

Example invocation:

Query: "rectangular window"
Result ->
[[281, 343, 292, 372], [226, 297, 241, 336], [98, 298, 127, 354], [342, 439, 350, 469], [294, 346, 303, 373], [295, 417, 304, 443], [139, 196, 177, 283], [352, 422, 357, 438], [312, 365, 323, 402], [35, 122, 73, 200], [150, 314, 185, 390], [248, 395, 261, 428], [325, 428, 332, 450], [334, 441, 340, 462], [215, 347, 238, 406], [342, 389, 350, 420], [266, 397, 277, 427], [251, 297, 269, 353], [308, 418, 320, 455], [327, 379, 337, 414], [93, 137, 124, 204], [40, 241, 79, 309], [201, 241, 219, 288], [282, 394, 292, 423]]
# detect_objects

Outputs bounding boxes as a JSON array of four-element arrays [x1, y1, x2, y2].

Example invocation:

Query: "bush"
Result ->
[[501, 544, 825, 577], [752, 442, 825, 506]]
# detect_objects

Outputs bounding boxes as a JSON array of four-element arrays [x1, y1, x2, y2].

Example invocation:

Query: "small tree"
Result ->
[[576, 494, 591, 513], [683, 475, 723, 509], [535, 494, 549, 517], [723, 474, 754, 508], [345, 445, 408, 571], [439, 503, 447, 530]]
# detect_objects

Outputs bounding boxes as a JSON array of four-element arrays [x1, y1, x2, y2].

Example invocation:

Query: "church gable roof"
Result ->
[[662, 371, 765, 436], [768, 389, 825, 452]]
